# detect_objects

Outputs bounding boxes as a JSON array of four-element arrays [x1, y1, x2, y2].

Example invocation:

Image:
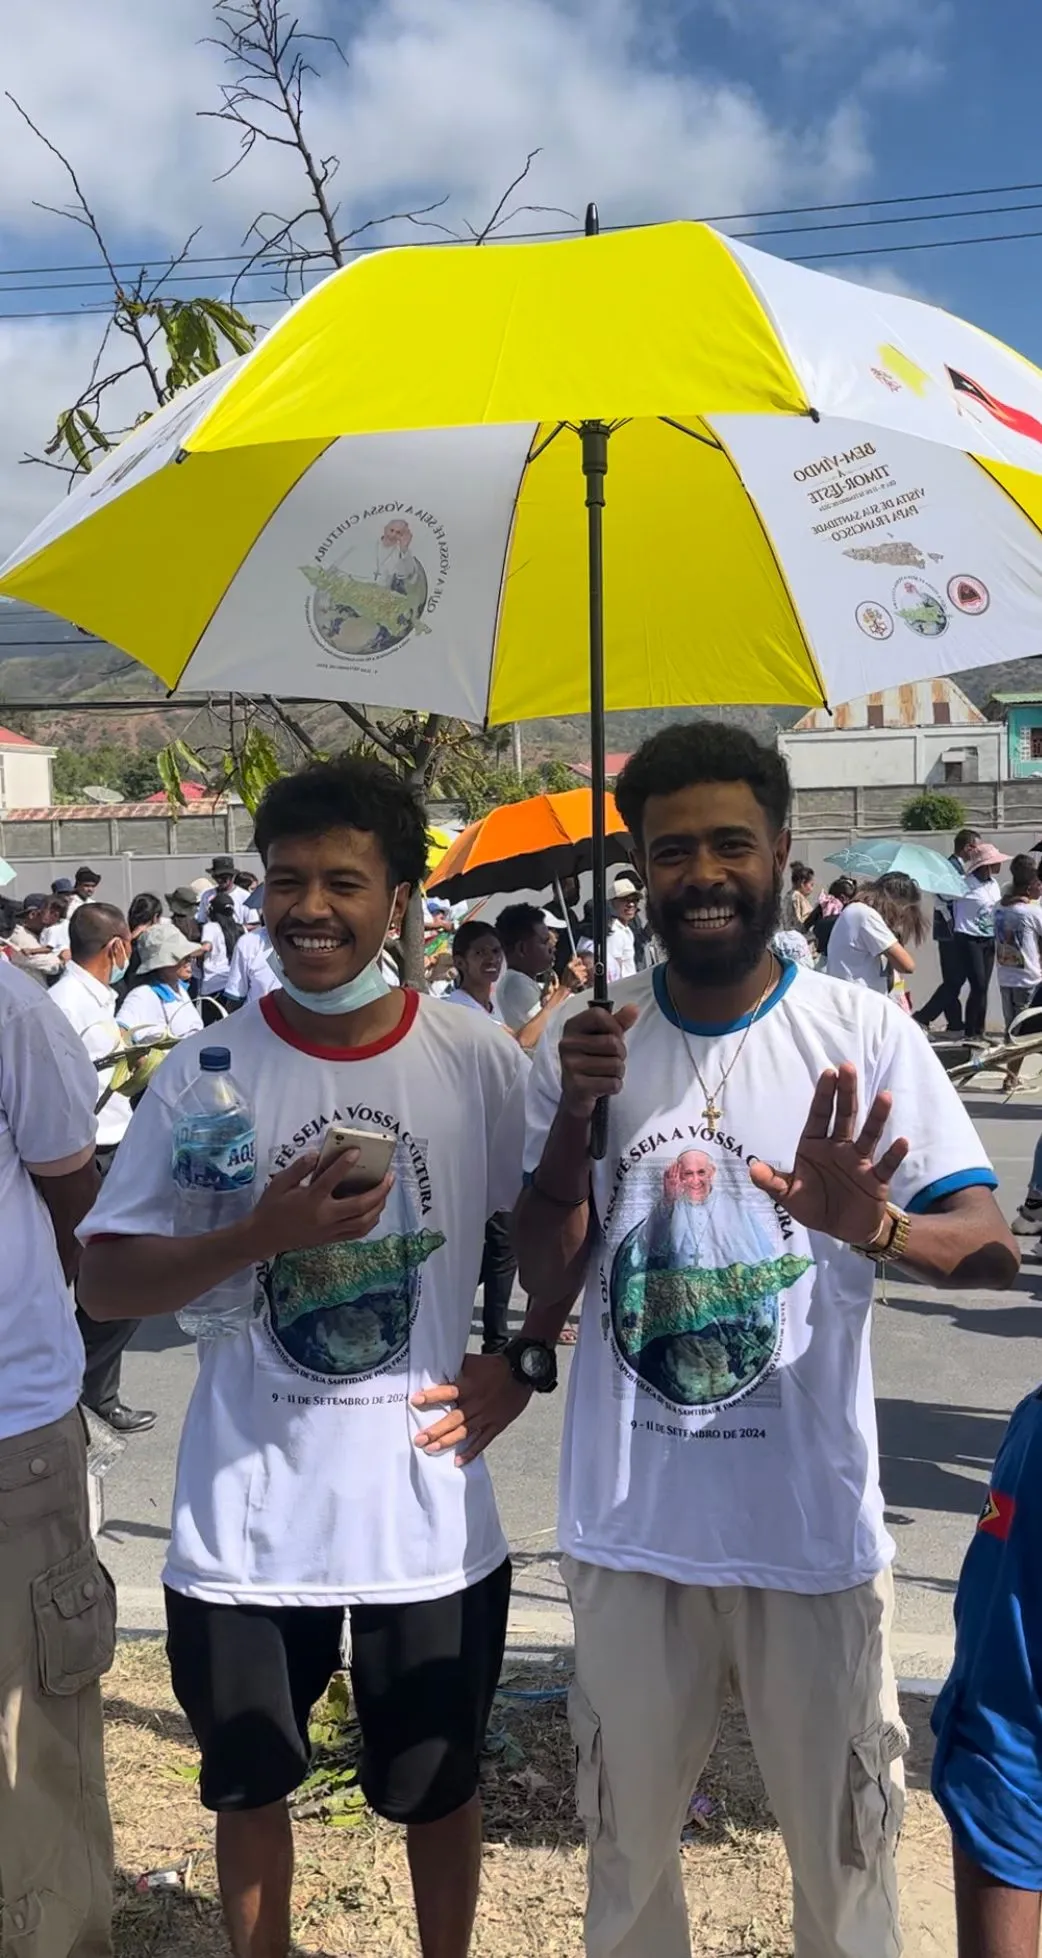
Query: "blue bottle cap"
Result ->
[[199, 1046, 232, 1072]]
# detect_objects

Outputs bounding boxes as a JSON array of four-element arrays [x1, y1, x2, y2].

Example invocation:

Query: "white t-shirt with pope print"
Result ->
[[80, 989, 527, 1607], [524, 961, 996, 1595]]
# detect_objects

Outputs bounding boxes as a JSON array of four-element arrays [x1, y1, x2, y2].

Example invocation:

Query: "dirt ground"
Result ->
[[106, 1641, 956, 1957]]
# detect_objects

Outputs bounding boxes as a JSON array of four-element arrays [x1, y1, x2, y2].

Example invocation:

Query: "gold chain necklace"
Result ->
[[664, 957, 777, 1136]]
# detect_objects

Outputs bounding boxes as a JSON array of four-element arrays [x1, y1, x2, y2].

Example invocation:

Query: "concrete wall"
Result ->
[[780, 726, 1004, 789]]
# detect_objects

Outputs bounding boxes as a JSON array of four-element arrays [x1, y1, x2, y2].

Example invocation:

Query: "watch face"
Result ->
[[520, 1344, 553, 1384]]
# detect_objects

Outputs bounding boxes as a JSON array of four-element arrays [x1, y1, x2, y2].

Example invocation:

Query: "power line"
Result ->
[[4, 211, 1042, 323], [10, 195, 1042, 299], [4, 175, 1042, 285]]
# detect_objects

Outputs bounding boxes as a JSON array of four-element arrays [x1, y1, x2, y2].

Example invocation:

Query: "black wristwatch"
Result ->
[[503, 1337, 558, 1394]]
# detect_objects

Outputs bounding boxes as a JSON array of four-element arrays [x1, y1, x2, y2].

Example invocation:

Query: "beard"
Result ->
[[648, 870, 781, 988]]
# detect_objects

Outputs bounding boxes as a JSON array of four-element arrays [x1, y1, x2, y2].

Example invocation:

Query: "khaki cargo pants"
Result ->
[[563, 1556, 907, 1958], [0, 1409, 116, 1958]]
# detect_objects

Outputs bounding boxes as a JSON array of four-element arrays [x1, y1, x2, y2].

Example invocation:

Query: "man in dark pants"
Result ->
[[479, 1212, 516, 1354], [49, 903, 156, 1434], [916, 828, 981, 1034]]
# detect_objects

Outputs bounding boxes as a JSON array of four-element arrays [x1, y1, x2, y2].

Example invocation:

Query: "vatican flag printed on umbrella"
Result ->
[[6, 219, 1042, 723]]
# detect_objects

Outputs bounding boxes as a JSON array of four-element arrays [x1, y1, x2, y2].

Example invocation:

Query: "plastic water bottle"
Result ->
[[173, 1047, 257, 1339]]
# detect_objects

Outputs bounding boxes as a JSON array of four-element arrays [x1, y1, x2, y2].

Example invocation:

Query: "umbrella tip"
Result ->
[[585, 202, 600, 236]]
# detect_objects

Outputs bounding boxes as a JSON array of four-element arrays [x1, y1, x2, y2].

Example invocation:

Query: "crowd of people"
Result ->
[[1, 729, 1039, 1958]]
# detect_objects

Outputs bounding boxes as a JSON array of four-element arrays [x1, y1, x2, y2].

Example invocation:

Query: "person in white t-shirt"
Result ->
[[199, 893, 243, 998], [50, 901, 156, 1437], [826, 875, 925, 998], [494, 902, 582, 1040], [606, 875, 639, 983], [0, 961, 115, 1956], [436, 722, 1016, 1958], [78, 754, 529, 1958], [195, 855, 252, 928], [993, 853, 1042, 1032], [224, 923, 278, 1008]]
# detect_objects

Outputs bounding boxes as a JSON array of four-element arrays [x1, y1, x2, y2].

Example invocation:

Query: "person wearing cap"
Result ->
[[607, 874, 641, 984], [195, 855, 252, 928], [6, 894, 64, 982], [117, 923, 206, 1042], [917, 841, 1007, 1041], [67, 866, 101, 916], [41, 893, 73, 959], [495, 902, 583, 1039], [51, 902, 156, 1436]]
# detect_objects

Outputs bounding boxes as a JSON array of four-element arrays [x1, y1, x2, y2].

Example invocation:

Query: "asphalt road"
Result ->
[[99, 1086, 1042, 1678]]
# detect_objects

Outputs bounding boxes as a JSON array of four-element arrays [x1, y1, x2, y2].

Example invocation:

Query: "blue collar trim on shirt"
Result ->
[[652, 956, 797, 1035], [150, 981, 183, 1002]]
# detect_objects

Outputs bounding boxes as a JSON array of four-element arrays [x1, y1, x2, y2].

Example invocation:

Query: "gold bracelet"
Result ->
[[852, 1201, 911, 1262]]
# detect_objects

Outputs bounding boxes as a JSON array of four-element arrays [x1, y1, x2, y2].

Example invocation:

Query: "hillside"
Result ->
[[2, 599, 1036, 762]]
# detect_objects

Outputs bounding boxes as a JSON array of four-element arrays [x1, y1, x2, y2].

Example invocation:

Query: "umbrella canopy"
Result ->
[[0, 859, 14, 888], [6, 219, 1042, 722], [824, 839, 967, 895], [426, 788, 631, 902]]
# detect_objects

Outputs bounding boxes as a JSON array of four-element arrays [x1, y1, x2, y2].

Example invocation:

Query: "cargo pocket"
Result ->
[[569, 1682, 606, 1843], [841, 1718, 908, 1870], [32, 1542, 116, 1696]]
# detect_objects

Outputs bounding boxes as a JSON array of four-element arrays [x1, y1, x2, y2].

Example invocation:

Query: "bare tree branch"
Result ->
[[7, 94, 166, 404], [469, 149, 542, 244]]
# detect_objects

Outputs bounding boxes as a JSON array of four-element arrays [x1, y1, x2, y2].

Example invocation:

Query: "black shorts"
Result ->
[[164, 1558, 511, 1825]]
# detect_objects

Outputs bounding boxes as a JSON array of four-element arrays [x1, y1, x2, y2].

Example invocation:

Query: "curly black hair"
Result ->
[[615, 720, 791, 842], [253, 754, 429, 891]]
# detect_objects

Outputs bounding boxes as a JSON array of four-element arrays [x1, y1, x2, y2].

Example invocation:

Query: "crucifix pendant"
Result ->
[[703, 1100, 722, 1136]]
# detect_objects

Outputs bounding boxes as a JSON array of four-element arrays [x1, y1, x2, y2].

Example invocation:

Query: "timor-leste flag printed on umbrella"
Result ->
[[6, 220, 1042, 719]]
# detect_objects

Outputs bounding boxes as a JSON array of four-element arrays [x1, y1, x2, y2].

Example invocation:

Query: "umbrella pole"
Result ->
[[553, 876, 578, 958], [582, 416, 610, 1159]]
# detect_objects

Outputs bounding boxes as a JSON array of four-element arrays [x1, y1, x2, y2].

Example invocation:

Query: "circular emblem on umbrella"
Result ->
[[302, 514, 434, 661], [947, 573, 990, 615], [893, 575, 948, 637], [855, 601, 894, 640]]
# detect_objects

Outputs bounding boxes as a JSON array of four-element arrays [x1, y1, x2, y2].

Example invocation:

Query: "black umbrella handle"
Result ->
[[591, 1096, 609, 1162]]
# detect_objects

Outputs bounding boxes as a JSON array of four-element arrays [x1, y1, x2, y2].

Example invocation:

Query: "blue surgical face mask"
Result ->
[[109, 950, 129, 986], [267, 894, 400, 1017]]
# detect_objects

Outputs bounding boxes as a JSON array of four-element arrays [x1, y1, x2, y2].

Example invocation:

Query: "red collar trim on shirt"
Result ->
[[260, 986, 418, 1059]]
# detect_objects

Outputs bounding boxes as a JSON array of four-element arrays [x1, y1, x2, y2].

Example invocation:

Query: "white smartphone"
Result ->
[[313, 1125, 396, 1197]]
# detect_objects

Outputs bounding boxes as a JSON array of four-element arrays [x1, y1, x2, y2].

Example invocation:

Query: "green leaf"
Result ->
[[156, 744, 188, 813]]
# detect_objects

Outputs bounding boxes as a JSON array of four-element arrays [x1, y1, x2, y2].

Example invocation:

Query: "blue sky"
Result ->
[[0, 0, 1040, 556]]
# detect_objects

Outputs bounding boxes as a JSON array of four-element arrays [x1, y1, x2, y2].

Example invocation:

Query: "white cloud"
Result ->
[[0, 0, 881, 557], [701, 0, 950, 82]]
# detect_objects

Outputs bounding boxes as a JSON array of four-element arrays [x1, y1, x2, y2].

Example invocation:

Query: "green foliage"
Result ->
[[51, 742, 164, 804], [441, 756, 577, 822], [156, 725, 282, 818], [48, 296, 257, 478], [900, 789, 968, 832]]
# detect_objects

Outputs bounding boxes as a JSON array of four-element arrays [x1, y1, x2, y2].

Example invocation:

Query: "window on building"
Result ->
[[866, 703, 885, 729], [932, 700, 951, 726], [944, 760, 964, 784], [1031, 726, 1042, 761]]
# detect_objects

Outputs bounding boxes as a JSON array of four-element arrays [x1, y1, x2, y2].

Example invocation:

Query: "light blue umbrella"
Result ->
[[0, 858, 14, 887], [824, 839, 966, 896]]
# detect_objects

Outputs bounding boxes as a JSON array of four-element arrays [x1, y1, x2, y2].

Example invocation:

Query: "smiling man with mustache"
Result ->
[[449, 719, 1017, 1958]]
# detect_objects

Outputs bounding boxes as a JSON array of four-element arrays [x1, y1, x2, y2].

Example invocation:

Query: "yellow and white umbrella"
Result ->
[[6, 214, 1042, 1097], [5, 218, 1042, 727]]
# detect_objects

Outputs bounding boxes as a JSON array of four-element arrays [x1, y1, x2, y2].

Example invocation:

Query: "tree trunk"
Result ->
[[398, 888, 427, 989]]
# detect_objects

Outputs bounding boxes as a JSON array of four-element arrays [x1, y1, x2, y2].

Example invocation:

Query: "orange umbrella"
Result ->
[[426, 788, 632, 904]]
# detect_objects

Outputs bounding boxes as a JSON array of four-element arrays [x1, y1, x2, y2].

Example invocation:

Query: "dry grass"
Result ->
[[105, 1642, 955, 1958]]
